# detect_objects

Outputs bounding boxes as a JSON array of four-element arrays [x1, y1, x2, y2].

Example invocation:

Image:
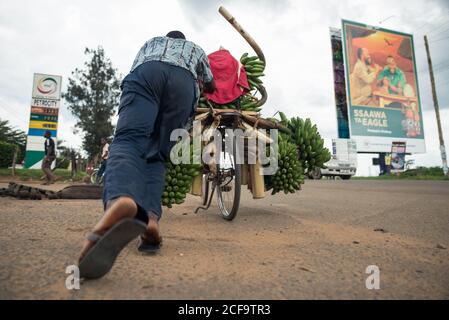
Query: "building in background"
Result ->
[[330, 27, 350, 139]]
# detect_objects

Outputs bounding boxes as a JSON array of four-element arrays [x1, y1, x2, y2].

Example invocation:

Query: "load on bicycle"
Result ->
[[160, 7, 331, 221]]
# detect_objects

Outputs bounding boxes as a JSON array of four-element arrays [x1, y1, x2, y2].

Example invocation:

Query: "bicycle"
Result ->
[[90, 166, 105, 185], [194, 6, 272, 221], [196, 110, 243, 221]]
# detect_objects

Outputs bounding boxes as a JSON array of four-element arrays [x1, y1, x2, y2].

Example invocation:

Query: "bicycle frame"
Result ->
[[195, 111, 242, 215]]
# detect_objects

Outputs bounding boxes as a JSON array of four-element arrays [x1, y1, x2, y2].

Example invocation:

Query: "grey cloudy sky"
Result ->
[[0, 0, 448, 175]]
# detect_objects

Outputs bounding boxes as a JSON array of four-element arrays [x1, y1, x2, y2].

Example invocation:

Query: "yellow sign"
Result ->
[[29, 120, 58, 130]]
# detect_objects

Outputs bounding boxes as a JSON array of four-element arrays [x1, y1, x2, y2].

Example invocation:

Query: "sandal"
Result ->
[[78, 219, 147, 279], [138, 236, 163, 254]]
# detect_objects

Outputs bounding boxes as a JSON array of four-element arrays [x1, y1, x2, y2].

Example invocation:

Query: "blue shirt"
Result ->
[[377, 67, 406, 95], [131, 37, 213, 85]]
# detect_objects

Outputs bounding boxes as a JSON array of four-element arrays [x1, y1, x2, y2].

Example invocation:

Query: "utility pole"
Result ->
[[424, 35, 448, 176]]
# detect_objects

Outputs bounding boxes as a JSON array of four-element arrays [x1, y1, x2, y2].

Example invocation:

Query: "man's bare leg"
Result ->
[[141, 212, 162, 246], [78, 196, 138, 263], [43, 167, 56, 184]]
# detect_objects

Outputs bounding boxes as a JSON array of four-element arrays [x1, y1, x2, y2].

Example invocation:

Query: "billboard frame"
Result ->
[[341, 19, 425, 154]]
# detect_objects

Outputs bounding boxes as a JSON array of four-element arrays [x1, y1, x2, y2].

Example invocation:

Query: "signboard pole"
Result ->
[[424, 35, 448, 176]]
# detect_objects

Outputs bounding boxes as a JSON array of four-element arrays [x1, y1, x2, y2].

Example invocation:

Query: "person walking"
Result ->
[[96, 137, 110, 184], [41, 131, 57, 185], [77, 30, 215, 279]]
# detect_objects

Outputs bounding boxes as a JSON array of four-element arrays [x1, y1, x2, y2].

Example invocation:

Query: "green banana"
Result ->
[[264, 139, 305, 195], [276, 115, 332, 173], [162, 143, 202, 208]]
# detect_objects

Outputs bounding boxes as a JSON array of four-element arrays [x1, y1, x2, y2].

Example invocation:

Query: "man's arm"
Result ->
[[355, 62, 377, 85], [198, 50, 216, 94], [377, 68, 386, 81], [102, 144, 110, 160], [203, 79, 216, 94], [389, 82, 403, 95]]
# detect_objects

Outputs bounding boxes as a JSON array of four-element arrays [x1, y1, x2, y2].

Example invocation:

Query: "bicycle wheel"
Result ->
[[98, 172, 105, 185], [90, 170, 98, 184], [216, 138, 241, 221]]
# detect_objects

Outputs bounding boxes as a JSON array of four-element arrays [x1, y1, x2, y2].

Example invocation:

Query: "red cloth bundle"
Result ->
[[204, 49, 249, 104]]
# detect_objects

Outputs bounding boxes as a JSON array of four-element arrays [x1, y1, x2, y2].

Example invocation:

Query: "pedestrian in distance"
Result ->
[[41, 130, 57, 185]]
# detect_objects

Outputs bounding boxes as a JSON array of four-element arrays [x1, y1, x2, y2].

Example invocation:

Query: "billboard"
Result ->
[[341, 20, 425, 153], [24, 73, 62, 169], [330, 28, 350, 139], [391, 141, 407, 173]]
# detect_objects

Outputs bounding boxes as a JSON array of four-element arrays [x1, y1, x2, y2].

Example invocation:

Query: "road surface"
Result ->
[[0, 180, 448, 299]]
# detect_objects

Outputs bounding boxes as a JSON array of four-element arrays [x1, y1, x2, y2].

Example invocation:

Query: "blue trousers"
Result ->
[[103, 61, 197, 222]]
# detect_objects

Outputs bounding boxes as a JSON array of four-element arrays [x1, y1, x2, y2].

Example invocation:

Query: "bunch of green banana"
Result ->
[[240, 53, 265, 91], [265, 136, 305, 195], [197, 96, 210, 109], [162, 142, 202, 208], [162, 162, 202, 208], [239, 94, 261, 112], [278, 112, 332, 172]]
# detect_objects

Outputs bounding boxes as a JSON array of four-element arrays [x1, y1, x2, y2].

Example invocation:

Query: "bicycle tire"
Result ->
[[90, 170, 98, 184], [216, 139, 241, 221]]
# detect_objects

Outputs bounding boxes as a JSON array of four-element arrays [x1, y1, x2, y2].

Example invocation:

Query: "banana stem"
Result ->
[[218, 6, 268, 107], [218, 6, 266, 64]]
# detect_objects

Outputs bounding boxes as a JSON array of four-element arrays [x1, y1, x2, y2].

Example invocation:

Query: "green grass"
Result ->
[[0, 168, 88, 182], [352, 175, 448, 181], [353, 167, 448, 181]]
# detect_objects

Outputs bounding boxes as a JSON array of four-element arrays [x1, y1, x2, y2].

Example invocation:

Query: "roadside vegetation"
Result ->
[[0, 168, 87, 182], [353, 167, 447, 180]]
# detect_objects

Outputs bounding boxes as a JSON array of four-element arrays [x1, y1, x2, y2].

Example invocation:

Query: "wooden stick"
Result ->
[[218, 6, 268, 107], [194, 112, 210, 122], [218, 6, 266, 64], [195, 108, 260, 117], [203, 122, 219, 142], [241, 164, 249, 186], [242, 114, 291, 134], [191, 174, 203, 197], [250, 160, 265, 199], [242, 122, 273, 144], [11, 145, 18, 177]]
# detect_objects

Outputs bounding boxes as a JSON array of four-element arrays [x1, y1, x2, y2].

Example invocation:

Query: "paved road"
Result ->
[[0, 180, 448, 299]]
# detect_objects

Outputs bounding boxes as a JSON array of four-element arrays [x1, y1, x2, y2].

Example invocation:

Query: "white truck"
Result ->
[[309, 139, 357, 180]]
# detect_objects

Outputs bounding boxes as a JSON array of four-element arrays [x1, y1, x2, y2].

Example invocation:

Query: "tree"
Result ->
[[0, 118, 26, 163], [55, 139, 82, 170], [63, 47, 121, 159]]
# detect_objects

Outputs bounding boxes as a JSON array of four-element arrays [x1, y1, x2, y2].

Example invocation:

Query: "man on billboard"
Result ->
[[377, 56, 407, 96], [350, 47, 382, 105]]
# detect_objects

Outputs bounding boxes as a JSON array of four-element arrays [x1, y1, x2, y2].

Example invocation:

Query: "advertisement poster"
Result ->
[[341, 20, 425, 153], [24, 73, 62, 169], [391, 141, 407, 173], [330, 28, 350, 139]]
